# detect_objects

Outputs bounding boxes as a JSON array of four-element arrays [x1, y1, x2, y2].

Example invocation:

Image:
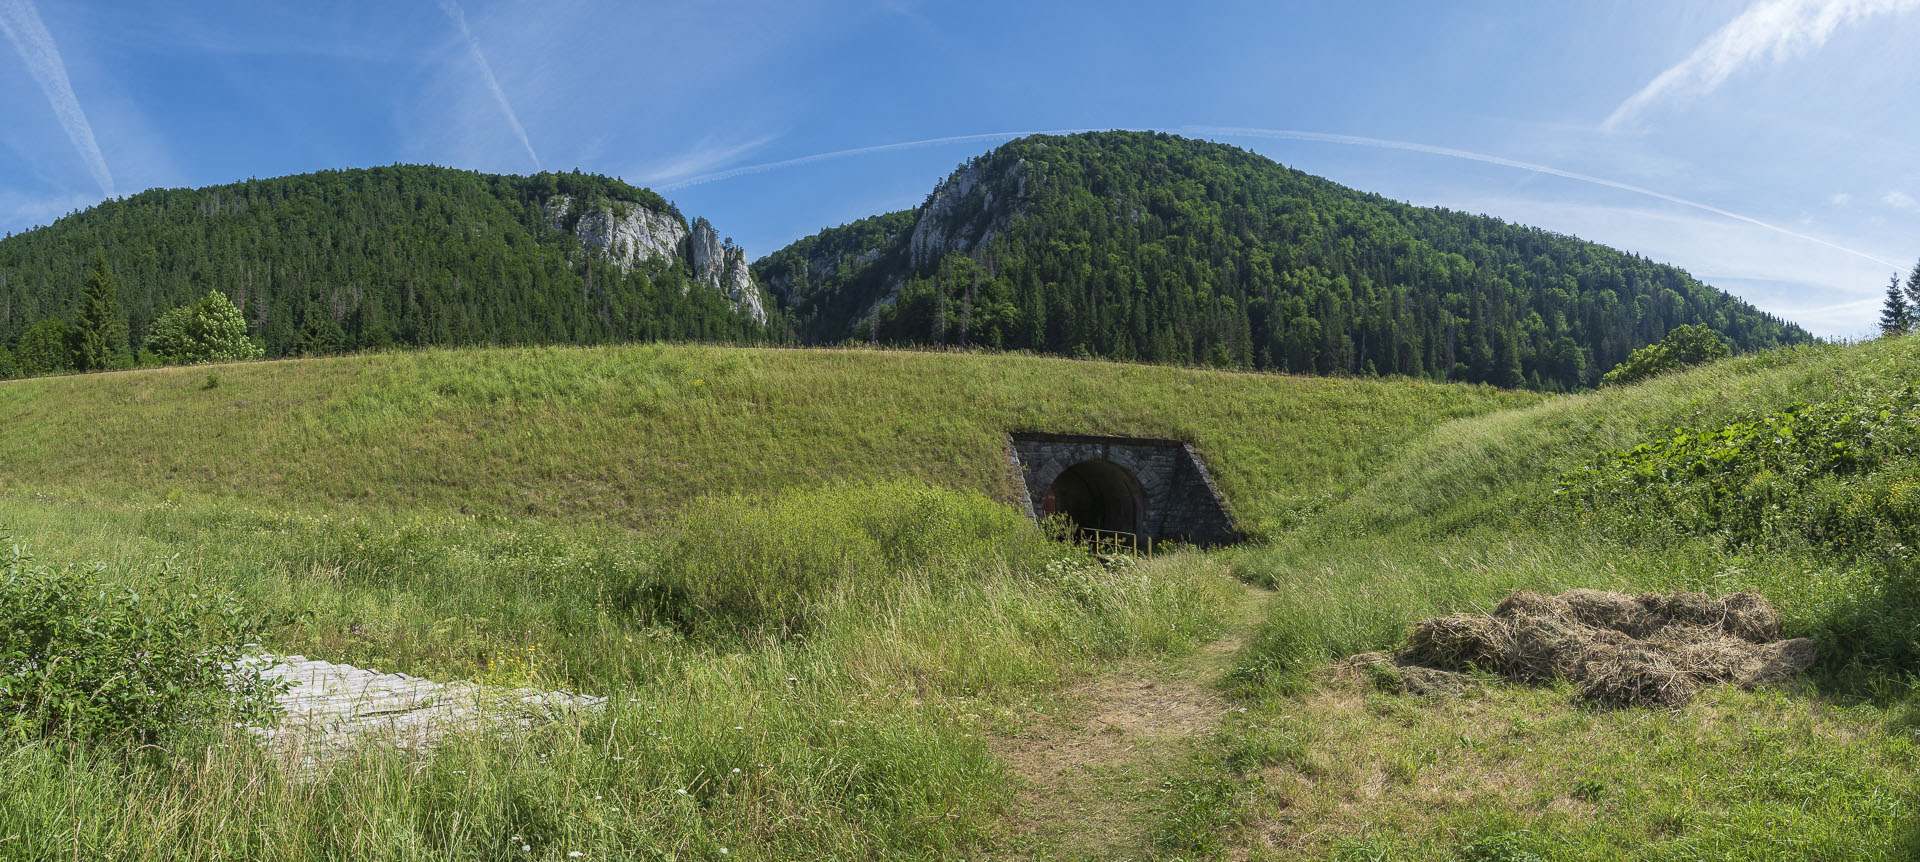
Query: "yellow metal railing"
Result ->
[[1078, 527, 1151, 558]]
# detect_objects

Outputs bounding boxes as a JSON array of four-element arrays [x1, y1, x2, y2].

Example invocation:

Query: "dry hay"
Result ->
[[1384, 590, 1813, 708]]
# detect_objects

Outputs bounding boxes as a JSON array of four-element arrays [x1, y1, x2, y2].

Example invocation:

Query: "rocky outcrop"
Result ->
[[545, 195, 768, 324], [907, 157, 1026, 270], [234, 653, 604, 768], [689, 218, 767, 323]]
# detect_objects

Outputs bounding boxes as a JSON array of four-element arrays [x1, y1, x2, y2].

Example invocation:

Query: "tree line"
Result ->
[[0, 165, 777, 379]]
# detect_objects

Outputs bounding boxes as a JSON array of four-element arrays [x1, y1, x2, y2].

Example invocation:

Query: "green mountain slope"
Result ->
[[0, 166, 775, 359], [754, 131, 1811, 389]]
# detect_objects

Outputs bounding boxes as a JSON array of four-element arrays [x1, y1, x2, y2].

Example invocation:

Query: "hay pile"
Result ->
[[1363, 589, 1815, 707]]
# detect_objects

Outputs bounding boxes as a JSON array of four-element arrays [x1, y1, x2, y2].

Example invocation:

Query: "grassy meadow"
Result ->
[[6, 338, 1919, 858], [1164, 335, 1920, 858], [0, 345, 1528, 859]]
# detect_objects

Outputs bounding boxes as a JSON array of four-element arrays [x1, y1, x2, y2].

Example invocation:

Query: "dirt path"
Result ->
[[989, 582, 1272, 859]]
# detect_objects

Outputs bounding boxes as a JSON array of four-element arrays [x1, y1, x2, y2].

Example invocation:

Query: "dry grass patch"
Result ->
[[1373, 589, 1817, 708]]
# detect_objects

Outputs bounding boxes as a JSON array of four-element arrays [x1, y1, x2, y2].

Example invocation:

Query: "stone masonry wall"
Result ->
[[1008, 432, 1240, 547]]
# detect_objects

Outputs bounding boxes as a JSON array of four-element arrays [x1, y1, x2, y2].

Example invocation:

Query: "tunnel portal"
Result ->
[[1041, 459, 1146, 535], [1009, 432, 1240, 547]]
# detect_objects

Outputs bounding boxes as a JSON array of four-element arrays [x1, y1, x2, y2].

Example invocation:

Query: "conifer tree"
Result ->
[[1881, 274, 1913, 338], [72, 252, 129, 371], [1907, 258, 1920, 310]]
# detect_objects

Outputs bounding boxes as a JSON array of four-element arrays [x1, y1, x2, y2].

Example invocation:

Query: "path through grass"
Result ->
[[987, 576, 1273, 859]]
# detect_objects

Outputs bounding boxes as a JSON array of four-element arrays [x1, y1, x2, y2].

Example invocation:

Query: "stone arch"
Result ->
[[1009, 432, 1241, 547], [1041, 459, 1147, 535]]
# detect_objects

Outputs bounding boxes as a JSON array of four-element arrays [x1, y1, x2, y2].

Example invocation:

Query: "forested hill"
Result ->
[[0, 165, 775, 360], [754, 131, 1810, 389]]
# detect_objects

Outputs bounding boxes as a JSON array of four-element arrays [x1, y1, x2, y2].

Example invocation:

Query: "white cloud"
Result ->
[[0, 0, 112, 197], [1829, 192, 1852, 205], [1882, 189, 1920, 209], [1605, 0, 1920, 131], [435, 0, 540, 171]]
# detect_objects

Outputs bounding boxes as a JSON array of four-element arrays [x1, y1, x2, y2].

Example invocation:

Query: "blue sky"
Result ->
[[2, 0, 1917, 337]]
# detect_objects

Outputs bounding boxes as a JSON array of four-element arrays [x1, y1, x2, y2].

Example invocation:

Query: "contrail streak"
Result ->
[[660, 124, 1896, 271], [655, 129, 1092, 191], [436, 0, 539, 171], [0, 0, 112, 197], [1185, 126, 1898, 269]]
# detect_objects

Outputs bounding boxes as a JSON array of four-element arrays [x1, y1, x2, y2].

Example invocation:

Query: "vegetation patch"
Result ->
[[0, 536, 280, 746], [1372, 588, 1814, 708]]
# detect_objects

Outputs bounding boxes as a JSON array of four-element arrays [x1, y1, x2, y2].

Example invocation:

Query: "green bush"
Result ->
[[1557, 383, 1920, 555], [0, 537, 281, 745], [1556, 383, 1920, 684], [636, 480, 1062, 636], [1601, 323, 1731, 386], [13, 318, 74, 377], [145, 291, 266, 365]]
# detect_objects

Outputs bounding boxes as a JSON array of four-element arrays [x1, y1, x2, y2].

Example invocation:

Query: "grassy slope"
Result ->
[[0, 345, 1535, 860], [1177, 336, 1920, 859], [0, 343, 1536, 533]]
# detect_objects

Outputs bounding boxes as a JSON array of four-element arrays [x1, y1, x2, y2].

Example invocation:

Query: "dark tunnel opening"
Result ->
[[1041, 459, 1147, 535]]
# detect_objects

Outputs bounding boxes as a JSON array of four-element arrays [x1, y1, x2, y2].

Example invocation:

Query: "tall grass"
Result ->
[[1232, 337, 1918, 695], [1156, 337, 1920, 858], [0, 478, 1238, 858]]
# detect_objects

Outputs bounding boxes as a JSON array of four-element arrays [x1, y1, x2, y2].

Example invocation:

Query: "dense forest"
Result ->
[[0, 135, 1812, 388], [755, 131, 1810, 390], [0, 166, 775, 362]]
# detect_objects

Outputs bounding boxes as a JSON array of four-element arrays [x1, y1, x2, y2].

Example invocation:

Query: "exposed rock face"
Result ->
[[907, 157, 1026, 270], [689, 218, 767, 323], [544, 195, 768, 324]]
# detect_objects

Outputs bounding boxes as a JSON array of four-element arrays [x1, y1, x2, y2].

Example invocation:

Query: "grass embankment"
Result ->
[[0, 345, 1530, 859], [0, 343, 1534, 535], [1171, 337, 1920, 859]]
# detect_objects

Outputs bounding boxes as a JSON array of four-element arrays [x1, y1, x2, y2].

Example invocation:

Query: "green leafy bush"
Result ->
[[634, 480, 1062, 636], [1601, 323, 1732, 385], [13, 317, 74, 377], [145, 290, 266, 365], [1557, 384, 1920, 555], [0, 538, 281, 745]]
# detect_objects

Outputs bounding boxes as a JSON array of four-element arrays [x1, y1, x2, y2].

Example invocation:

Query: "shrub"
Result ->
[[1556, 384, 1920, 555], [0, 537, 281, 746], [13, 318, 74, 377], [1602, 323, 1731, 386], [145, 291, 265, 365], [635, 480, 1061, 636]]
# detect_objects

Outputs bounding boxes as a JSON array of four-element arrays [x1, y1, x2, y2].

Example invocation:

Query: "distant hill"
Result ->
[[754, 131, 1811, 389], [0, 166, 775, 359]]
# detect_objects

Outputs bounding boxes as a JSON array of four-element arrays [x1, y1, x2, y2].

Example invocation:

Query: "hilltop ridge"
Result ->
[[756, 131, 1809, 390]]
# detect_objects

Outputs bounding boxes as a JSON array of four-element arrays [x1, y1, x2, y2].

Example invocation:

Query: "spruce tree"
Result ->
[[1907, 258, 1920, 311], [72, 252, 129, 371], [1881, 274, 1913, 338]]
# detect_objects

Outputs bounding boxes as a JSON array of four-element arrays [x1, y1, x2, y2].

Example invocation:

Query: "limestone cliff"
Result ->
[[906, 157, 1026, 269], [545, 195, 769, 324], [688, 218, 767, 324]]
